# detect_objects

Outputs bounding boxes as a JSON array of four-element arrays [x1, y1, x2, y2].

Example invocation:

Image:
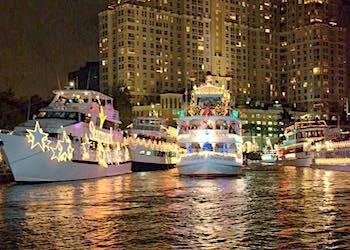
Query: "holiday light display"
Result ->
[[58, 131, 74, 161], [89, 122, 113, 144], [26, 121, 74, 162], [81, 135, 91, 160], [51, 141, 63, 161], [26, 121, 50, 151], [98, 106, 107, 128], [25, 118, 128, 167]]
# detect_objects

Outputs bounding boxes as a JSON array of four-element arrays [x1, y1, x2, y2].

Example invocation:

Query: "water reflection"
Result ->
[[1, 168, 350, 248]]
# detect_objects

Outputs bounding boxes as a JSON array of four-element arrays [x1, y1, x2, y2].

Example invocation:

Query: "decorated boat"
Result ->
[[176, 73, 243, 177], [309, 131, 350, 171], [260, 138, 278, 165], [126, 116, 178, 171], [279, 119, 328, 167], [0, 89, 131, 182]]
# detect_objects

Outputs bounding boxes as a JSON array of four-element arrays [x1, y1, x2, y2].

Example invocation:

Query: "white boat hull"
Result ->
[[280, 152, 313, 167], [177, 155, 242, 176], [261, 154, 278, 164], [0, 134, 131, 182]]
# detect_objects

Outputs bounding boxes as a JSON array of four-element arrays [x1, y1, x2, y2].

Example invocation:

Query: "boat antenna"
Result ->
[[86, 67, 91, 90], [56, 72, 62, 90], [27, 97, 31, 121]]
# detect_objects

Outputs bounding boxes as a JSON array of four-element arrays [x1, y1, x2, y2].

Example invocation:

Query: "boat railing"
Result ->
[[310, 140, 350, 152], [0, 130, 13, 135], [181, 152, 239, 161]]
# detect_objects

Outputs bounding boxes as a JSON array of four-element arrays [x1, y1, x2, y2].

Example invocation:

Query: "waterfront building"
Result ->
[[68, 62, 100, 91], [280, 0, 348, 123], [132, 93, 183, 125], [99, 0, 349, 123], [98, 0, 211, 104], [238, 105, 306, 150]]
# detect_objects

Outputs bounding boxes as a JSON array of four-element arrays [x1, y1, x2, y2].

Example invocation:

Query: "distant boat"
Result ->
[[261, 138, 278, 165], [0, 89, 131, 182], [309, 131, 350, 171], [127, 116, 178, 172], [279, 120, 328, 167], [176, 74, 243, 177]]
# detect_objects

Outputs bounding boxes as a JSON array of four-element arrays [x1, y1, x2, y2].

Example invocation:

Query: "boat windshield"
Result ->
[[36, 111, 80, 121]]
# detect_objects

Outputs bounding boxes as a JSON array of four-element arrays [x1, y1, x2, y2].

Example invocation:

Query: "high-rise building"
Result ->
[[99, 0, 348, 123], [280, 0, 347, 123], [98, 0, 212, 104]]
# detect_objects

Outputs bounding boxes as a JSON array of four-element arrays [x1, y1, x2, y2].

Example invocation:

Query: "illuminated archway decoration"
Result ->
[[26, 121, 50, 151]]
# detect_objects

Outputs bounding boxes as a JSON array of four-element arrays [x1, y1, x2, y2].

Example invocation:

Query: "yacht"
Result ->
[[279, 119, 328, 167], [176, 74, 243, 176], [0, 89, 131, 182], [309, 130, 350, 171], [126, 117, 178, 171], [260, 138, 278, 165]]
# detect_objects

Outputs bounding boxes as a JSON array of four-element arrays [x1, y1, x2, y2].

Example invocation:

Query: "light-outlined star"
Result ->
[[59, 131, 74, 161], [51, 141, 63, 161], [26, 121, 50, 151]]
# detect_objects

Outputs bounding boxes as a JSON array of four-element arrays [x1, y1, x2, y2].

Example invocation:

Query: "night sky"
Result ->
[[0, 0, 108, 98]]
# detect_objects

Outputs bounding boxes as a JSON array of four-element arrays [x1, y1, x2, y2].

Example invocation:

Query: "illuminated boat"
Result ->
[[176, 74, 243, 177], [309, 131, 350, 171], [126, 117, 178, 171], [260, 138, 278, 165], [279, 119, 328, 167], [0, 89, 131, 182]]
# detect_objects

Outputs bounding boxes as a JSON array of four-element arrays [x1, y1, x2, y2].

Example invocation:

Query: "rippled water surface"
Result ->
[[1, 167, 350, 249]]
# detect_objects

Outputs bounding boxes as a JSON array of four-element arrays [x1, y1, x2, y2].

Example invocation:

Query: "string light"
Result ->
[[81, 135, 90, 160]]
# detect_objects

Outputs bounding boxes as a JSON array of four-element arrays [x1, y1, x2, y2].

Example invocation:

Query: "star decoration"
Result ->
[[51, 141, 63, 161], [59, 131, 74, 161], [26, 121, 50, 151]]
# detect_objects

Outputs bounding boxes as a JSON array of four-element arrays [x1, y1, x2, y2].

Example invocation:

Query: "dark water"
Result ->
[[1, 167, 350, 249]]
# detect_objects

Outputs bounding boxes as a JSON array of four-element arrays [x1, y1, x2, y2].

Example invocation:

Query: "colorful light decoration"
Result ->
[[26, 121, 50, 151]]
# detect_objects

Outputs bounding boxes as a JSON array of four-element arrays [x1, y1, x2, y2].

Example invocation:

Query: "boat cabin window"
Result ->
[[102, 120, 118, 130], [36, 111, 80, 121], [56, 96, 88, 104], [296, 130, 324, 139]]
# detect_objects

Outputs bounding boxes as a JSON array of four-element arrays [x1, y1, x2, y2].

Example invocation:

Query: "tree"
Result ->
[[0, 89, 27, 129], [110, 85, 132, 129]]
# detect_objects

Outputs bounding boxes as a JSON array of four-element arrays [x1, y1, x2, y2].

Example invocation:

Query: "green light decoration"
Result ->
[[232, 110, 239, 119], [178, 110, 185, 118]]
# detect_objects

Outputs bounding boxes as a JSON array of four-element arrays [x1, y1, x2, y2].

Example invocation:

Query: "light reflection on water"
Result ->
[[1, 167, 350, 249]]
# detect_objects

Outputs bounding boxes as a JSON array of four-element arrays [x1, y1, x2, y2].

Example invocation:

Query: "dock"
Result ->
[[0, 146, 14, 183]]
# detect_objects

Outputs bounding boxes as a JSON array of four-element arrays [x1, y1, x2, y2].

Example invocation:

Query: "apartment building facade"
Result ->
[[99, 0, 348, 122]]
